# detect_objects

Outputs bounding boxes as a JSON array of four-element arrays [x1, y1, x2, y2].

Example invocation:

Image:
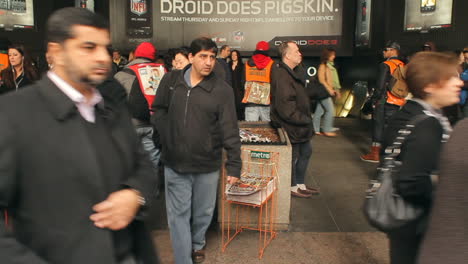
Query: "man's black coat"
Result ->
[[0, 77, 158, 263]]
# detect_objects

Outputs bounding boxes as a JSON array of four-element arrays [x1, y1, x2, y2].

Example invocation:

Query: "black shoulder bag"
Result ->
[[363, 114, 429, 232]]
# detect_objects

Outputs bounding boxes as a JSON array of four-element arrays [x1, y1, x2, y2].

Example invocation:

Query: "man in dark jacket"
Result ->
[[212, 45, 232, 86], [271, 41, 318, 198], [113, 49, 128, 72], [152, 37, 241, 264], [0, 8, 158, 264]]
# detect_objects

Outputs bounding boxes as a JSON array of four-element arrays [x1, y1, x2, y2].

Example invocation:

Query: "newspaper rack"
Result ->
[[221, 149, 279, 259]]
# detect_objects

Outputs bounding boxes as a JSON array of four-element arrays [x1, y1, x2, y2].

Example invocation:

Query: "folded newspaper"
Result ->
[[226, 173, 273, 196]]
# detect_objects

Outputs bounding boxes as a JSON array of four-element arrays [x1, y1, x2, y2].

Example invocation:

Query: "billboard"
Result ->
[[404, 0, 453, 32], [127, 0, 153, 37], [111, 0, 346, 56], [355, 0, 371, 47], [0, 0, 34, 30]]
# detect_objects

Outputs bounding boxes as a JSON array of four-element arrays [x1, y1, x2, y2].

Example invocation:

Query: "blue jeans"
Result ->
[[313, 97, 335, 133], [165, 167, 220, 264], [291, 141, 312, 186], [136, 126, 161, 195], [136, 126, 161, 169], [245, 106, 270, 121]]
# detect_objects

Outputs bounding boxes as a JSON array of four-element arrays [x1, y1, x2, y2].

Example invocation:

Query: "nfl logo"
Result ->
[[130, 0, 147, 16], [233, 31, 244, 42]]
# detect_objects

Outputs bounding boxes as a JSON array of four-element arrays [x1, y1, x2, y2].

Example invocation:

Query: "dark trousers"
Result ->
[[388, 232, 423, 264], [387, 219, 425, 264], [372, 101, 400, 143], [291, 141, 312, 186]]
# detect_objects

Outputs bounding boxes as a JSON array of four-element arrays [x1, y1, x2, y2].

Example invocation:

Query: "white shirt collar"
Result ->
[[47, 71, 102, 106]]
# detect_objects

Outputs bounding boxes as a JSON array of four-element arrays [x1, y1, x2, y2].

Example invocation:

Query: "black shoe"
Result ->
[[291, 189, 312, 198], [300, 187, 320, 195], [192, 248, 205, 263]]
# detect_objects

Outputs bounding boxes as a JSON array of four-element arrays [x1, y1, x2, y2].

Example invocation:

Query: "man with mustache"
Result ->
[[0, 8, 158, 264], [152, 37, 241, 264]]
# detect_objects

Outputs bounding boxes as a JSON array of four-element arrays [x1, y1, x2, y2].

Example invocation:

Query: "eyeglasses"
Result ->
[[383, 48, 394, 52]]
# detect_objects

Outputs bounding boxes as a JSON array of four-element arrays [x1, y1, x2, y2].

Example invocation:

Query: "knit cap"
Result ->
[[134, 42, 156, 60]]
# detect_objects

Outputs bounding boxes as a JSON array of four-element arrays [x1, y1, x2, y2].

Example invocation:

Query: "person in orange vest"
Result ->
[[361, 41, 405, 163], [242, 41, 275, 121], [115, 42, 166, 186]]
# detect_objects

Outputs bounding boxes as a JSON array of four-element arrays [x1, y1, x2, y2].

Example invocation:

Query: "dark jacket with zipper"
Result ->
[[151, 66, 241, 177], [270, 61, 314, 144]]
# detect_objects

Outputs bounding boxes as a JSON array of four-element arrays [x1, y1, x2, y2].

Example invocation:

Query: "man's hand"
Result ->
[[90, 189, 141, 230], [227, 176, 239, 185]]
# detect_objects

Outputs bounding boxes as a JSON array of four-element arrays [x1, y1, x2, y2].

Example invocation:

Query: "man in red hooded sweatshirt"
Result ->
[[242, 41, 275, 121]]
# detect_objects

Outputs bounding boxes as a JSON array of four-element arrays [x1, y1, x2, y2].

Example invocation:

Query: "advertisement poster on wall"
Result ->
[[111, 0, 346, 56], [355, 0, 371, 48], [127, 0, 153, 37], [75, 0, 95, 12], [0, 0, 34, 30], [404, 0, 453, 32]]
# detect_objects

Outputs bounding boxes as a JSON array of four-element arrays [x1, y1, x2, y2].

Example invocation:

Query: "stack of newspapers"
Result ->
[[226, 173, 275, 205]]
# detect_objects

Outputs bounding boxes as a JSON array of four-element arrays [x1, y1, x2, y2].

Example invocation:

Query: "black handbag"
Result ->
[[306, 76, 330, 100], [363, 114, 429, 232]]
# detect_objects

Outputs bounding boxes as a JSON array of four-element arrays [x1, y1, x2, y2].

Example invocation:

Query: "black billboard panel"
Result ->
[[0, 0, 34, 30], [404, 0, 453, 32], [127, 0, 153, 37], [355, 0, 371, 47]]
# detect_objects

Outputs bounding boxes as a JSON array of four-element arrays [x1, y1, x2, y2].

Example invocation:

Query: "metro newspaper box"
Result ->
[[225, 150, 278, 205]]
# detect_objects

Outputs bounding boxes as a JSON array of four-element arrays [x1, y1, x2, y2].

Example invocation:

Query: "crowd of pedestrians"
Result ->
[[1, 6, 468, 264]]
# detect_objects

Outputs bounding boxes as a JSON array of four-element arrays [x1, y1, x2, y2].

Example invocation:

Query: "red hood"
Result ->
[[252, 54, 272, 70]]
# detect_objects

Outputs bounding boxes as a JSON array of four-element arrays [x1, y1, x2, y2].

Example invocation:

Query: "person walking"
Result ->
[[313, 48, 341, 137], [0, 8, 159, 264], [381, 52, 462, 264], [114, 42, 165, 186], [361, 41, 405, 163], [152, 37, 241, 264]]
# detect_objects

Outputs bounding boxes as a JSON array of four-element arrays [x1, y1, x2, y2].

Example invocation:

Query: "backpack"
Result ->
[[385, 60, 408, 99]]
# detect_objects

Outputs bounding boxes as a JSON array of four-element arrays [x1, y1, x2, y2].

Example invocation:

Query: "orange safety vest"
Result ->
[[128, 63, 166, 111], [383, 59, 406, 106], [245, 60, 274, 83], [0, 53, 8, 72], [242, 60, 274, 105]]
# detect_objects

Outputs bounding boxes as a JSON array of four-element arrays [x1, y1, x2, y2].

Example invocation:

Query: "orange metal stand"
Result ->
[[221, 149, 279, 259]]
